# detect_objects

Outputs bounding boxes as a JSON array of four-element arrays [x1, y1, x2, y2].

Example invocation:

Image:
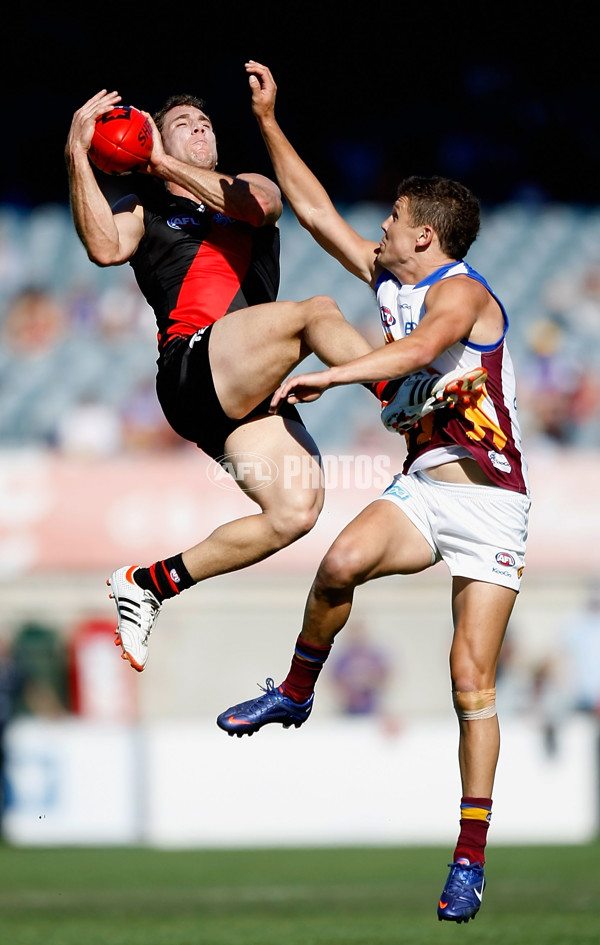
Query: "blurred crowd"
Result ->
[[517, 263, 600, 448], [0, 278, 185, 456], [1, 204, 600, 456]]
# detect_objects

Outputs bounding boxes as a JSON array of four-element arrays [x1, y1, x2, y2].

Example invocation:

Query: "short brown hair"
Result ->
[[153, 94, 209, 134], [397, 176, 480, 259]]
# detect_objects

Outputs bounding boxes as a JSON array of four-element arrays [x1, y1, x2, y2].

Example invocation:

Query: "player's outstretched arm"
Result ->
[[270, 278, 486, 411], [246, 60, 379, 285]]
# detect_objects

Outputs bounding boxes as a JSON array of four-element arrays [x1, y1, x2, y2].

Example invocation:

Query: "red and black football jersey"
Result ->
[[127, 189, 280, 349]]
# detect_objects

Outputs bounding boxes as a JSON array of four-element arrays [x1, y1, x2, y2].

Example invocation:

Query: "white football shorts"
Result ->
[[376, 470, 530, 591]]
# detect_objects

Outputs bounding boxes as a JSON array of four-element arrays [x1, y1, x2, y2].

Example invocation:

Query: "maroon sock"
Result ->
[[281, 635, 332, 703], [453, 796, 492, 865]]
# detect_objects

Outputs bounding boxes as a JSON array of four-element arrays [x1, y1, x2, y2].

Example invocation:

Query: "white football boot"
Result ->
[[380, 366, 488, 433], [107, 565, 161, 672]]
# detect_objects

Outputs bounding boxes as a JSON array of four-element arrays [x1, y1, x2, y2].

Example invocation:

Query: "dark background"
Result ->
[[4, 5, 598, 210]]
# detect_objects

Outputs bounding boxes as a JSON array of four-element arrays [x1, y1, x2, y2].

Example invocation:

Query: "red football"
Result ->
[[89, 106, 153, 175]]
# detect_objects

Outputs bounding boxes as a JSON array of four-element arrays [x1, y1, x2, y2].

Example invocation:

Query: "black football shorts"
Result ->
[[156, 324, 305, 460]]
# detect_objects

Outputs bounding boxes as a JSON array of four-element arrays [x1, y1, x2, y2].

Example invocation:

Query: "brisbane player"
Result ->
[[216, 61, 531, 924]]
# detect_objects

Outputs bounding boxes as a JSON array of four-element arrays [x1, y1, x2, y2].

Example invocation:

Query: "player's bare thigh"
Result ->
[[208, 297, 330, 418], [223, 412, 324, 518], [319, 499, 436, 587]]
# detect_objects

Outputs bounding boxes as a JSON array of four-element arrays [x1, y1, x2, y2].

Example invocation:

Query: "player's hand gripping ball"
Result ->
[[89, 106, 153, 175]]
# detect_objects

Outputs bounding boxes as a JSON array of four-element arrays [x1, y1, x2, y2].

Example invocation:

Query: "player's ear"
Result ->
[[416, 224, 434, 248]]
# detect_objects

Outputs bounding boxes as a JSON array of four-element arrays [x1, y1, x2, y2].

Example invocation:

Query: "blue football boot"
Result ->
[[217, 678, 314, 736], [437, 859, 486, 923]]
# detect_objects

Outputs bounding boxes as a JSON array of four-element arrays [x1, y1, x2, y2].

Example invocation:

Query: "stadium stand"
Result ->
[[0, 203, 599, 450]]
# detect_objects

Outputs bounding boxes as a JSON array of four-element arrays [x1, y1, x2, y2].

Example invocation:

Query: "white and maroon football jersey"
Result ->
[[375, 260, 529, 495]]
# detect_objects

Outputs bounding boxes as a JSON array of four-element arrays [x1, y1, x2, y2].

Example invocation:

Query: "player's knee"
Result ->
[[302, 294, 342, 324], [270, 499, 320, 547], [290, 502, 320, 539], [315, 540, 366, 591], [452, 688, 497, 720]]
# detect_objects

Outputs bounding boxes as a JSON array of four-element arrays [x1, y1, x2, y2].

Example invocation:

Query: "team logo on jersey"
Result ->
[[212, 212, 235, 225], [379, 306, 396, 327], [167, 215, 204, 229], [495, 552, 515, 568], [379, 306, 396, 343]]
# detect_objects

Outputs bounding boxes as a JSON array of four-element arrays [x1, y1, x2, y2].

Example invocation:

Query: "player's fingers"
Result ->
[[269, 376, 296, 412], [247, 60, 270, 74], [280, 378, 298, 398], [141, 112, 159, 135], [245, 61, 275, 87], [89, 89, 108, 102], [269, 389, 284, 413], [83, 89, 110, 107], [87, 90, 120, 110], [79, 92, 121, 123]]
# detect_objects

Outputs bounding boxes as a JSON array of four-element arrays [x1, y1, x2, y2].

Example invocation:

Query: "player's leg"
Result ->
[[298, 498, 436, 646], [110, 414, 324, 671], [450, 576, 517, 801], [217, 498, 436, 734], [181, 414, 324, 579], [437, 576, 517, 924], [109, 296, 356, 674], [208, 295, 374, 419]]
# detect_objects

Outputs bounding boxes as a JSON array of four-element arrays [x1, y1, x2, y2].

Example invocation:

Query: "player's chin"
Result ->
[[189, 150, 215, 167]]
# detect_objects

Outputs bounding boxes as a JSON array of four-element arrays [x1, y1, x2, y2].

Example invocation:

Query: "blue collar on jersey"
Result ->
[[375, 259, 459, 292], [413, 260, 460, 289], [376, 260, 509, 350]]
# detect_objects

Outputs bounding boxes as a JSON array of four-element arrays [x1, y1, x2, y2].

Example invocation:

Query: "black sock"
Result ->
[[362, 379, 401, 403], [134, 553, 195, 603]]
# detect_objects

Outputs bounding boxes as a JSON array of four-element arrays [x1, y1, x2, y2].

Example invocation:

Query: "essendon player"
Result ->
[[65, 75, 376, 672]]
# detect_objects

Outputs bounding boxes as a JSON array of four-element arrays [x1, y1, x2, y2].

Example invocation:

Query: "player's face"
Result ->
[[378, 198, 422, 271], [161, 105, 218, 169]]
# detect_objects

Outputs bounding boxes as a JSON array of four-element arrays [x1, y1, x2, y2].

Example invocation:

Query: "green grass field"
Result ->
[[1, 843, 599, 945]]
